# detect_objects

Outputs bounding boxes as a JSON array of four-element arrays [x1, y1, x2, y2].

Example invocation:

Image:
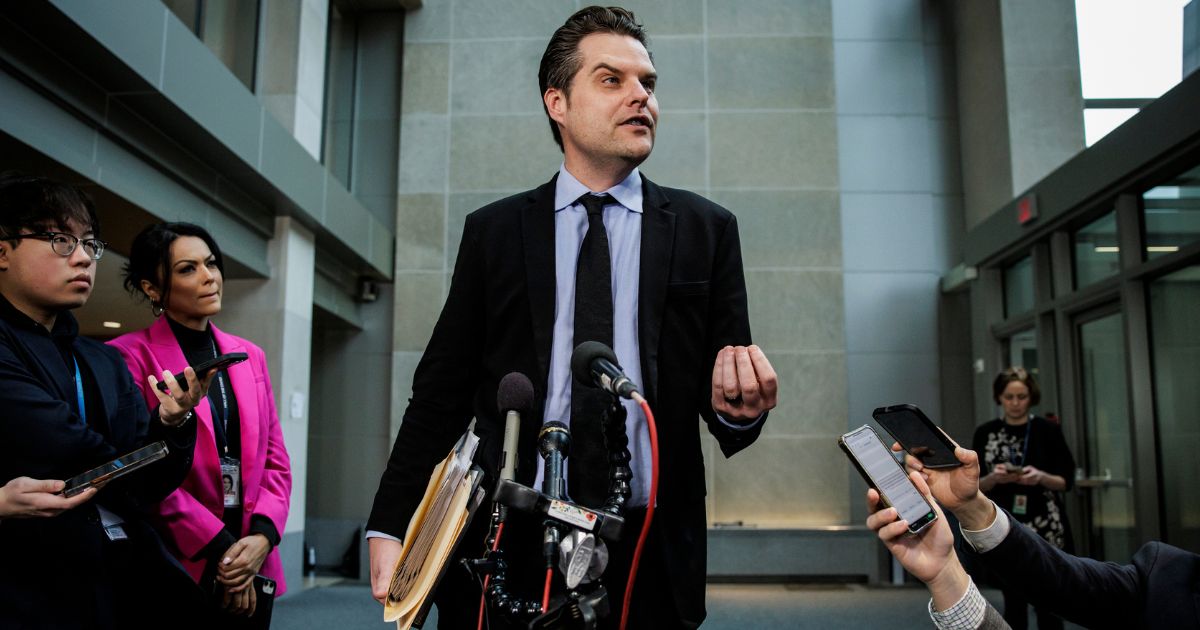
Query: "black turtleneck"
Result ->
[[164, 317, 278, 566]]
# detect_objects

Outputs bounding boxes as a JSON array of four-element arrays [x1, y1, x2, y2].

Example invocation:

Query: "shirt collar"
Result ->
[[554, 164, 643, 214], [0, 292, 78, 339]]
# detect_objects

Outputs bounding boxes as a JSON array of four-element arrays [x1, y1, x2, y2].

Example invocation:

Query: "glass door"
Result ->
[[1149, 266, 1200, 552], [1075, 311, 1137, 560]]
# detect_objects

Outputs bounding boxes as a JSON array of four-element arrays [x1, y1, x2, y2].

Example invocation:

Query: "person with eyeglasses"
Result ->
[[970, 367, 1076, 630], [0, 172, 213, 629]]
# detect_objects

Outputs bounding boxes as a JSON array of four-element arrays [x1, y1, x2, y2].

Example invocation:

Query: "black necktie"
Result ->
[[569, 193, 614, 508]]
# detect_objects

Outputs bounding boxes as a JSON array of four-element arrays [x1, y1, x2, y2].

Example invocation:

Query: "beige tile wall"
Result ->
[[394, 0, 849, 527]]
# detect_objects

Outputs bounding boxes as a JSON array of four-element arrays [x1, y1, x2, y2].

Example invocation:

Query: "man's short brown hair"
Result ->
[[538, 6, 650, 151]]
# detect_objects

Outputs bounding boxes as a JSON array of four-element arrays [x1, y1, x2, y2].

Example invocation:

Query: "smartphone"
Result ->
[[839, 425, 938, 534], [872, 403, 963, 469], [63, 441, 169, 497], [998, 462, 1028, 475], [155, 352, 249, 393]]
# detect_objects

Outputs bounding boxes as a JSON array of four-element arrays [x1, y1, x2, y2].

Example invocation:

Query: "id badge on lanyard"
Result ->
[[221, 457, 242, 508]]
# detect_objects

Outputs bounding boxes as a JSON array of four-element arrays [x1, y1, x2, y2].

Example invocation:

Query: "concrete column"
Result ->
[[953, 0, 1085, 228], [220, 216, 316, 593], [1186, 1, 1198, 77], [259, 0, 329, 158]]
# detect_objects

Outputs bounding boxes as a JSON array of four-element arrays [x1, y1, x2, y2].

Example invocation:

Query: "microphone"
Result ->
[[496, 372, 534, 483], [539, 421, 571, 568], [571, 341, 639, 399], [538, 421, 570, 500]]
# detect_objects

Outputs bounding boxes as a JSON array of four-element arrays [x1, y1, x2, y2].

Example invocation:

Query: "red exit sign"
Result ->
[[1017, 194, 1038, 226]]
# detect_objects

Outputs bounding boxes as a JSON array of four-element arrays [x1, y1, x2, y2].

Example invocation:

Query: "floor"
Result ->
[[272, 579, 1069, 629]]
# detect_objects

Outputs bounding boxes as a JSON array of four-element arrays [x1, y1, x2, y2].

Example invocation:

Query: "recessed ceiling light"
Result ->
[[102, 321, 121, 329]]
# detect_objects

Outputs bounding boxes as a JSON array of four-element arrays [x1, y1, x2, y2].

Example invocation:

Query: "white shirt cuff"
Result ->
[[928, 577, 987, 630], [959, 499, 1010, 553], [715, 411, 765, 431], [365, 529, 401, 542]]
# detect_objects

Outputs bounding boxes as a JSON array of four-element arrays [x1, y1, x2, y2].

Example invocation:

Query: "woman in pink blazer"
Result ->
[[108, 223, 291, 621]]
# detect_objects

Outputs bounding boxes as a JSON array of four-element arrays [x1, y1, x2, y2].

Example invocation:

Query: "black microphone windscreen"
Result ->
[[497, 372, 535, 413], [571, 341, 619, 386]]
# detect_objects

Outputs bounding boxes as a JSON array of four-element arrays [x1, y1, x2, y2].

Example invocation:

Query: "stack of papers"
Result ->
[[385, 431, 484, 629]]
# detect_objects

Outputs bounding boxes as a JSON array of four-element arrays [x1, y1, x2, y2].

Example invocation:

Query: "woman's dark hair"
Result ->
[[992, 366, 1041, 406], [123, 222, 224, 310], [538, 6, 650, 151], [0, 171, 99, 240]]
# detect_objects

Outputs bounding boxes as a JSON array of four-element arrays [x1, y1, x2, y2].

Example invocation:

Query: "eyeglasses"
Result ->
[[7, 232, 107, 260]]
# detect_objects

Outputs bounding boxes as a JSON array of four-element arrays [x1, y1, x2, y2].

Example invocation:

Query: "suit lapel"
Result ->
[[523, 176, 559, 387], [638, 177, 675, 404]]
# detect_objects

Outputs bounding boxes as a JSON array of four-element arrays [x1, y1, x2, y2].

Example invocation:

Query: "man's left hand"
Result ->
[[711, 345, 777, 423]]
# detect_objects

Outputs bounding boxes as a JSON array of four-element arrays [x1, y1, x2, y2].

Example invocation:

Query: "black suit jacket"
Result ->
[[368, 174, 764, 624], [0, 298, 197, 629], [970, 511, 1200, 629]]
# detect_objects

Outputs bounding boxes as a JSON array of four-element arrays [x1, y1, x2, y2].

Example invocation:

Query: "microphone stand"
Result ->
[[466, 391, 633, 630]]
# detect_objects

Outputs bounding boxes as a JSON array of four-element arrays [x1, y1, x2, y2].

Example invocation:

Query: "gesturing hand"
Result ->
[[149, 366, 217, 426], [0, 477, 96, 518], [710, 345, 778, 424]]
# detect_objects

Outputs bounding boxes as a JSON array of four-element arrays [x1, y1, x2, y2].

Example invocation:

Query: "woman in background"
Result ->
[[972, 367, 1075, 630], [109, 222, 291, 623]]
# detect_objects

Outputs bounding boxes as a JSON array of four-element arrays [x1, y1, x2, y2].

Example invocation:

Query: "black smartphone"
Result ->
[[155, 352, 249, 393], [63, 441, 169, 497], [839, 425, 937, 534], [872, 403, 963, 469]]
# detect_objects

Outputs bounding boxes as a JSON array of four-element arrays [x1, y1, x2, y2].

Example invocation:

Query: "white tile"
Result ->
[[845, 350, 942, 431], [843, 271, 940, 354], [836, 115, 931, 193], [832, 0, 924, 41], [841, 192, 950, 273], [834, 40, 927, 116]]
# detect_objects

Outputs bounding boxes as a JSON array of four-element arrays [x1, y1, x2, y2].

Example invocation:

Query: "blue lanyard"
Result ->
[[1012, 417, 1033, 466], [72, 356, 87, 425]]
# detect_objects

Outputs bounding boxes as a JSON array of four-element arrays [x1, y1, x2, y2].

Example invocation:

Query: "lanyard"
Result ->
[[72, 356, 87, 425], [1012, 418, 1033, 466], [207, 339, 233, 456]]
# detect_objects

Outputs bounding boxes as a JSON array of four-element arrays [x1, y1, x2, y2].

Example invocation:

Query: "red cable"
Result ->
[[476, 521, 505, 630], [542, 566, 553, 612], [619, 396, 659, 630]]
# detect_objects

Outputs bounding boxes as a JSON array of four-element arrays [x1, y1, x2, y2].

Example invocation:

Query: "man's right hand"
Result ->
[[896, 443, 996, 530], [369, 536, 403, 605], [0, 477, 96, 518]]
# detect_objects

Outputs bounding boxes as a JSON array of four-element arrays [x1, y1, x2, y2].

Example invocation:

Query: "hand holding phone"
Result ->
[[872, 404, 963, 469], [62, 442, 169, 497], [840, 425, 938, 534], [155, 352, 248, 393]]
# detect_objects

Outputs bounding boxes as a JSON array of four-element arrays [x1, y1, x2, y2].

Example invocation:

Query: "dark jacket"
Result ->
[[367, 175, 764, 626], [971, 511, 1200, 629], [0, 296, 197, 629]]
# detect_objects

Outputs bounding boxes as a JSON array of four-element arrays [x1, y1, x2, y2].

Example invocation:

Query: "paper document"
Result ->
[[384, 431, 483, 629]]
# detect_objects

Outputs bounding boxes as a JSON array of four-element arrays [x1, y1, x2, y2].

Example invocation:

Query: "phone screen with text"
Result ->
[[845, 427, 935, 530]]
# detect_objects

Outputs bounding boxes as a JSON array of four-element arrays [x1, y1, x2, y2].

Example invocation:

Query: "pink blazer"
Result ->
[[108, 317, 292, 595]]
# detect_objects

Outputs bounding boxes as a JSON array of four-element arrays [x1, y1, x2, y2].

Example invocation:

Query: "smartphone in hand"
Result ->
[[839, 425, 937, 534], [872, 404, 963, 469], [155, 352, 249, 393]]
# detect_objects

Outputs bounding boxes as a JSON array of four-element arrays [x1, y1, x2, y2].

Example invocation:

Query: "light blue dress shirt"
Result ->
[[536, 165, 760, 507]]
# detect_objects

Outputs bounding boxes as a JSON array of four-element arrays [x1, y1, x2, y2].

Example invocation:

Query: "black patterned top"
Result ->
[[972, 416, 1076, 550]]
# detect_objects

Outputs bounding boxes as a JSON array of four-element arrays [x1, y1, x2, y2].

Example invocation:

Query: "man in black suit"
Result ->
[[0, 173, 212, 629], [875, 443, 1200, 629], [368, 6, 777, 629]]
